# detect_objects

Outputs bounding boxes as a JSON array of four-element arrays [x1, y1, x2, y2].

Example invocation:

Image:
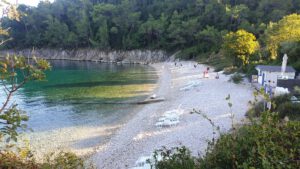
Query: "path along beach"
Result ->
[[92, 61, 254, 168]]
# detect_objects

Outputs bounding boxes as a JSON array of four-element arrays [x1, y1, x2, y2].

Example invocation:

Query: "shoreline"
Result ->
[[0, 49, 170, 64], [14, 61, 159, 161], [92, 61, 254, 168]]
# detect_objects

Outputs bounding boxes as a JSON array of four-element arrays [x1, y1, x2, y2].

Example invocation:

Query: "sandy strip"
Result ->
[[92, 61, 254, 169]]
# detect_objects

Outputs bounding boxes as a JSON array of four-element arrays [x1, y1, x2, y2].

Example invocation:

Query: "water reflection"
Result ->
[[1, 60, 157, 157]]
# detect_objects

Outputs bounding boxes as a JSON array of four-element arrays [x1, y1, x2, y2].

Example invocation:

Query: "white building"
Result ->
[[256, 65, 296, 87]]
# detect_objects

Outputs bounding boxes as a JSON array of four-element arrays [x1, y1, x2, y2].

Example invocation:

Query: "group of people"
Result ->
[[173, 61, 219, 79]]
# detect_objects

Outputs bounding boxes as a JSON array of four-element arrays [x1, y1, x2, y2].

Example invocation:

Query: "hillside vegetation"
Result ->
[[0, 0, 299, 60]]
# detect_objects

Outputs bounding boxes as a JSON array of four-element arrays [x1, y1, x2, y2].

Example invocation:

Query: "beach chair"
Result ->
[[130, 165, 151, 169], [180, 80, 202, 91], [132, 153, 163, 169], [134, 156, 152, 167], [155, 119, 180, 127], [159, 114, 179, 121]]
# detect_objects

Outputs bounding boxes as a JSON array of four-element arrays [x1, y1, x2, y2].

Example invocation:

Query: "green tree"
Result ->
[[1, 0, 300, 62], [0, 56, 50, 142], [223, 29, 260, 66], [138, 14, 167, 48], [0, 0, 51, 143], [91, 3, 116, 48], [195, 26, 224, 54], [44, 16, 70, 47], [265, 13, 300, 59], [166, 11, 185, 50]]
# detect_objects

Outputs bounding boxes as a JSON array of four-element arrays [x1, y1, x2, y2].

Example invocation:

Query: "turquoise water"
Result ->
[[6, 60, 157, 156]]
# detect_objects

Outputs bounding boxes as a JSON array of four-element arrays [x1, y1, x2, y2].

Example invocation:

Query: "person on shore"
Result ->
[[215, 72, 219, 79], [203, 67, 210, 78]]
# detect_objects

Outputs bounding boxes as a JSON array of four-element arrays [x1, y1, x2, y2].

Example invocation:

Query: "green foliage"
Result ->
[[199, 113, 300, 169], [247, 94, 300, 120], [0, 150, 85, 169], [266, 14, 300, 59], [199, 52, 233, 72], [1, 0, 299, 62], [44, 17, 72, 48], [0, 55, 50, 143], [150, 146, 197, 169], [155, 91, 300, 169], [41, 152, 84, 169], [0, 3, 87, 168], [0, 56, 84, 167], [229, 73, 243, 84], [223, 29, 260, 66], [0, 150, 38, 169], [277, 102, 300, 120], [278, 41, 300, 71], [241, 63, 258, 79], [0, 105, 28, 142]]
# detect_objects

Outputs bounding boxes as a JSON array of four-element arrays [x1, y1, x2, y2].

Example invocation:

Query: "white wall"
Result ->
[[262, 71, 295, 87]]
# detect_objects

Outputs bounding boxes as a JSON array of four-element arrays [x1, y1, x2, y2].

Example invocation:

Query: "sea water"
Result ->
[[1, 60, 157, 158]]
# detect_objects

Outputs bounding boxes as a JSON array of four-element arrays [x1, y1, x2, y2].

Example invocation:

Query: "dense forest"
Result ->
[[1, 0, 300, 61]]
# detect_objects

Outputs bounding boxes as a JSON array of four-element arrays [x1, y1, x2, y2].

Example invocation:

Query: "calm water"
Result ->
[[4, 60, 157, 157]]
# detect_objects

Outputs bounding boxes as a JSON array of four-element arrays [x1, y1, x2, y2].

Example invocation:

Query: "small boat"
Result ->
[[137, 96, 165, 104]]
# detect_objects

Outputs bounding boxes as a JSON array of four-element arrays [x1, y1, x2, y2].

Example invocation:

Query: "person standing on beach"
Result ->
[[203, 67, 210, 78]]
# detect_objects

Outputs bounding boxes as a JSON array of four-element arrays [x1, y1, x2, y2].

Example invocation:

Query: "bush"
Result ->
[[246, 94, 300, 120], [0, 151, 38, 169], [292, 60, 300, 72], [153, 113, 300, 169], [241, 64, 258, 79], [41, 152, 84, 169], [198, 52, 234, 72], [199, 113, 300, 169], [150, 146, 197, 169], [229, 73, 243, 84], [277, 102, 300, 120], [246, 101, 265, 117], [177, 46, 201, 60], [154, 91, 300, 169], [0, 150, 85, 169]]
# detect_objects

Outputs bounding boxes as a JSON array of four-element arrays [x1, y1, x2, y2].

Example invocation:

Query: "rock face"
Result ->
[[0, 49, 169, 64]]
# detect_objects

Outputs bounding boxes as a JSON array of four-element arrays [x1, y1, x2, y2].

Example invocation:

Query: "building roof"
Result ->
[[256, 65, 296, 73]]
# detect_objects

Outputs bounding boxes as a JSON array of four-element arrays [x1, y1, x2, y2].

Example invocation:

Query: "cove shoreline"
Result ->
[[10, 60, 160, 161]]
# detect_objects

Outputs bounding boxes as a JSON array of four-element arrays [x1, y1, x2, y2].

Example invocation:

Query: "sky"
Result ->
[[9, 0, 54, 7]]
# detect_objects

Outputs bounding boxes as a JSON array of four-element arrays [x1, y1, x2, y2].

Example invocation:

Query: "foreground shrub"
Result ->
[[41, 152, 84, 169], [150, 146, 197, 169], [152, 113, 300, 169], [199, 113, 300, 169], [277, 102, 300, 120], [229, 73, 243, 84], [241, 63, 258, 79], [247, 94, 300, 120], [0, 150, 38, 169], [0, 150, 85, 169]]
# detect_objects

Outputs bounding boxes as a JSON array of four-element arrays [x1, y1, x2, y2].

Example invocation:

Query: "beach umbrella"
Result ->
[[281, 54, 288, 76]]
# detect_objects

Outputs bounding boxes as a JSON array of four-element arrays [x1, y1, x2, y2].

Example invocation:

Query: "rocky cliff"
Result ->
[[0, 49, 170, 64]]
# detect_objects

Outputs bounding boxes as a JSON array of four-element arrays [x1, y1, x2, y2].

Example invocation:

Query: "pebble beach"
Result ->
[[92, 61, 254, 168]]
